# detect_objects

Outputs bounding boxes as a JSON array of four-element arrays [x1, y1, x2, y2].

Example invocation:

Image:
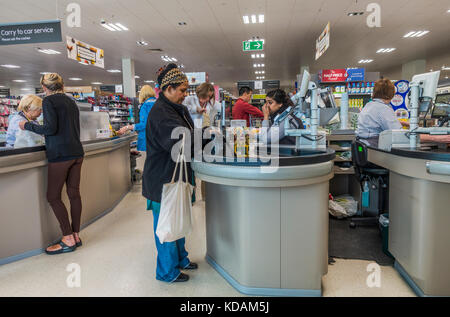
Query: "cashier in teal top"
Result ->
[[356, 78, 450, 143]]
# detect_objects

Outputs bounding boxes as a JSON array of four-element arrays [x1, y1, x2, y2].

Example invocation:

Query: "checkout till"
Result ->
[[0, 108, 136, 266], [194, 70, 450, 297]]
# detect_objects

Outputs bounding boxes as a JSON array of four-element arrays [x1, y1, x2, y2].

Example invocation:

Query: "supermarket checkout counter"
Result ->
[[192, 147, 335, 296], [0, 109, 136, 266], [362, 138, 450, 297]]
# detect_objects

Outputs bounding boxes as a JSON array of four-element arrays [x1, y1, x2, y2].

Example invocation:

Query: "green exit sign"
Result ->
[[243, 40, 264, 52]]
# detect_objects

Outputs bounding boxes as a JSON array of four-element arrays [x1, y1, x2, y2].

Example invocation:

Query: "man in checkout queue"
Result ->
[[232, 86, 264, 127]]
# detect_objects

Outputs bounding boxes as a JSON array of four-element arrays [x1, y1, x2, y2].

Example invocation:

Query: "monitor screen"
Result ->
[[431, 103, 450, 118]]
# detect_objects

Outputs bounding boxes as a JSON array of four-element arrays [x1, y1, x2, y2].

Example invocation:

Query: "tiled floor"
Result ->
[[0, 169, 416, 297]]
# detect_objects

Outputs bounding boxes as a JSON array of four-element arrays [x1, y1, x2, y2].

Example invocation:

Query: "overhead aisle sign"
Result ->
[[0, 20, 62, 45], [315, 22, 330, 60], [66, 36, 105, 69], [243, 40, 264, 52]]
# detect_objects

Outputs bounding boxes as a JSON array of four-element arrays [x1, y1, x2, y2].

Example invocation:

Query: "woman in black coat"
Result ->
[[142, 64, 198, 283]]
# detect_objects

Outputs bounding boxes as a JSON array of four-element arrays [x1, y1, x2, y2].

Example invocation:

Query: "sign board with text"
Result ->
[[243, 40, 264, 52], [0, 20, 61, 45], [66, 36, 105, 69], [319, 68, 365, 83], [315, 22, 330, 60]]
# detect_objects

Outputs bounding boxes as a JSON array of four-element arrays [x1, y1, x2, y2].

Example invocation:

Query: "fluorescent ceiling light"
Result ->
[[107, 69, 121, 73], [1, 64, 20, 68], [91, 82, 102, 85], [135, 76, 140, 79], [359, 59, 373, 63], [251, 54, 255, 58], [69, 78, 82, 81], [259, 15, 264, 23], [243, 16, 250, 24], [115, 23, 128, 31], [145, 80, 155, 83], [108, 23, 122, 31], [21, 88, 31, 91], [13, 80, 26, 82], [377, 48, 396, 53], [261, 54, 265, 58], [40, 72, 52, 75], [251, 15, 257, 23], [404, 30, 429, 38], [101, 23, 116, 31], [38, 49, 61, 55], [442, 66, 450, 71]]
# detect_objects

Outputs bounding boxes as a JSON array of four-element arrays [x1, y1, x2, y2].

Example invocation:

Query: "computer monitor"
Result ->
[[431, 103, 450, 119], [298, 70, 311, 99], [411, 70, 441, 100], [319, 87, 337, 108]]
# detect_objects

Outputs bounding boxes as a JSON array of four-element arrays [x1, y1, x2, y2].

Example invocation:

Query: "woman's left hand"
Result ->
[[19, 121, 26, 130]]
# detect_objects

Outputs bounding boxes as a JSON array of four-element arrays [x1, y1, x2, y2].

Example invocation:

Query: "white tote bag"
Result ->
[[156, 134, 195, 243]]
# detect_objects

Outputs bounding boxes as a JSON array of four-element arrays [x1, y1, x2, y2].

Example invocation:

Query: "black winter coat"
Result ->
[[142, 93, 196, 202]]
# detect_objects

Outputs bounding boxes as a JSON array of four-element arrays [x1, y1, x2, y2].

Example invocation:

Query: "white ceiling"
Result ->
[[0, 0, 449, 94]]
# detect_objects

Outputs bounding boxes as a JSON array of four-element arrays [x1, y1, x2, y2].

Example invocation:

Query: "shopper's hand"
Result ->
[[197, 107, 207, 114], [262, 103, 270, 121], [19, 121, 26, 130]]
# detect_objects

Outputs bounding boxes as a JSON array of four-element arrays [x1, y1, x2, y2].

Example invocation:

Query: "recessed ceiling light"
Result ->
[[178, 22, 187, 26], [251, 15, 257, 23], [137, 40, 148, 46], [243, 16, 250, 24], [107, 69, 121, 73], [115, 23, 128, 31], [69, 78, 82, 81], [404, 30, 429, 38], [13, 80, 26, 82], [108, 23, 122, 31], [37, 49, 61, 55], [91, 82, 103, 85], [258, 15, 264, 23], [1, 64, 20, 69], [101, 23, 116, 31], [377, 48, 396, 53]]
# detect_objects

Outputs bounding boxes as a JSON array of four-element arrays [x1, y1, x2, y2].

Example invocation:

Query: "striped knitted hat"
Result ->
[[160, 67, 188, 89]]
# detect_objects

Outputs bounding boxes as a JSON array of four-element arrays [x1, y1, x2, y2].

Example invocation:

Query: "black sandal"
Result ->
[[76, 239, 82, 247], [45, 240, 77, 255]]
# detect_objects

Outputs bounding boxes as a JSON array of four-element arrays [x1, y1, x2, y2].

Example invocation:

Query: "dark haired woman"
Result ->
[[260, 89, 304, 145], [142, 64, 198, 283]]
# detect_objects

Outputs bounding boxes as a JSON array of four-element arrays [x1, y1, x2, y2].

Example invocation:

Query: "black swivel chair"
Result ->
[[350, 139, 389, 228]]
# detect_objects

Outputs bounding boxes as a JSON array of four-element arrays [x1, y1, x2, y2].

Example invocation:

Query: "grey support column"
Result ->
[[122, 57, 136, 98], [402, 59, 426, 81]]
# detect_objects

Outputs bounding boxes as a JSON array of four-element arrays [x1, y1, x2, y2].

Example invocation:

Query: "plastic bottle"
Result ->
[[362, 180, 370, 207]]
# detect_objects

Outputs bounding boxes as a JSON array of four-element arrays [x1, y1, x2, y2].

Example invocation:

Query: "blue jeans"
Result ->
[[147, 200, 190, 282]]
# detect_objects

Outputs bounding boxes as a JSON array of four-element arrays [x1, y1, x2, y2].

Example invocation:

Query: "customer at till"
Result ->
[[19, 73, 85, 254]]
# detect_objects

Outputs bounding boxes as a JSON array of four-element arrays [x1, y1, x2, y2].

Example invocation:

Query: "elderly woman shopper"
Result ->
[[19, 73, 84, 255], [143, 63, 198, 283], [6, 94, 43, 148]]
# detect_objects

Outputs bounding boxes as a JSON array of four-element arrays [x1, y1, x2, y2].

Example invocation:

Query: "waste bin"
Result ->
[[379, 213, 394, 258]]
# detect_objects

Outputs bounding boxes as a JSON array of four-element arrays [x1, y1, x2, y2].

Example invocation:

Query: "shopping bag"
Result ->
[[14, 128, 44, 149], [156, 134, 195, 243]]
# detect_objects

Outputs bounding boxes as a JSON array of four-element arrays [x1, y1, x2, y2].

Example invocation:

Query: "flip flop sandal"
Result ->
[[45, 240, 77, 255], [76, 239, 82, 247]]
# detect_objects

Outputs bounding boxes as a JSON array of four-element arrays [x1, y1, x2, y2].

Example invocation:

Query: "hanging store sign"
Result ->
[[186, 72, 207, 85], [319, 68, 365, 83], [66, 36, 105, 68], [315, 22, 330, 60], [0, 20, 62, 45], [243, 40, 264, 52]]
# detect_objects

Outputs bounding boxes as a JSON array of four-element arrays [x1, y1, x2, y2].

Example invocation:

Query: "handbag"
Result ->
[[156, 134, 195, 243]]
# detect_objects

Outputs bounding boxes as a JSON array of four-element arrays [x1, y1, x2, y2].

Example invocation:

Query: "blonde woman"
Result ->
[[183, 83, 221, 128], [6, 95, 43, 147], [19, 73, 85, 255], [118, 85, 156, 152]]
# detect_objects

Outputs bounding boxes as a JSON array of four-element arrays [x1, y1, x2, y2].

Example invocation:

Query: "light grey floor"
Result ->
[[0, 157, 416, 297]]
